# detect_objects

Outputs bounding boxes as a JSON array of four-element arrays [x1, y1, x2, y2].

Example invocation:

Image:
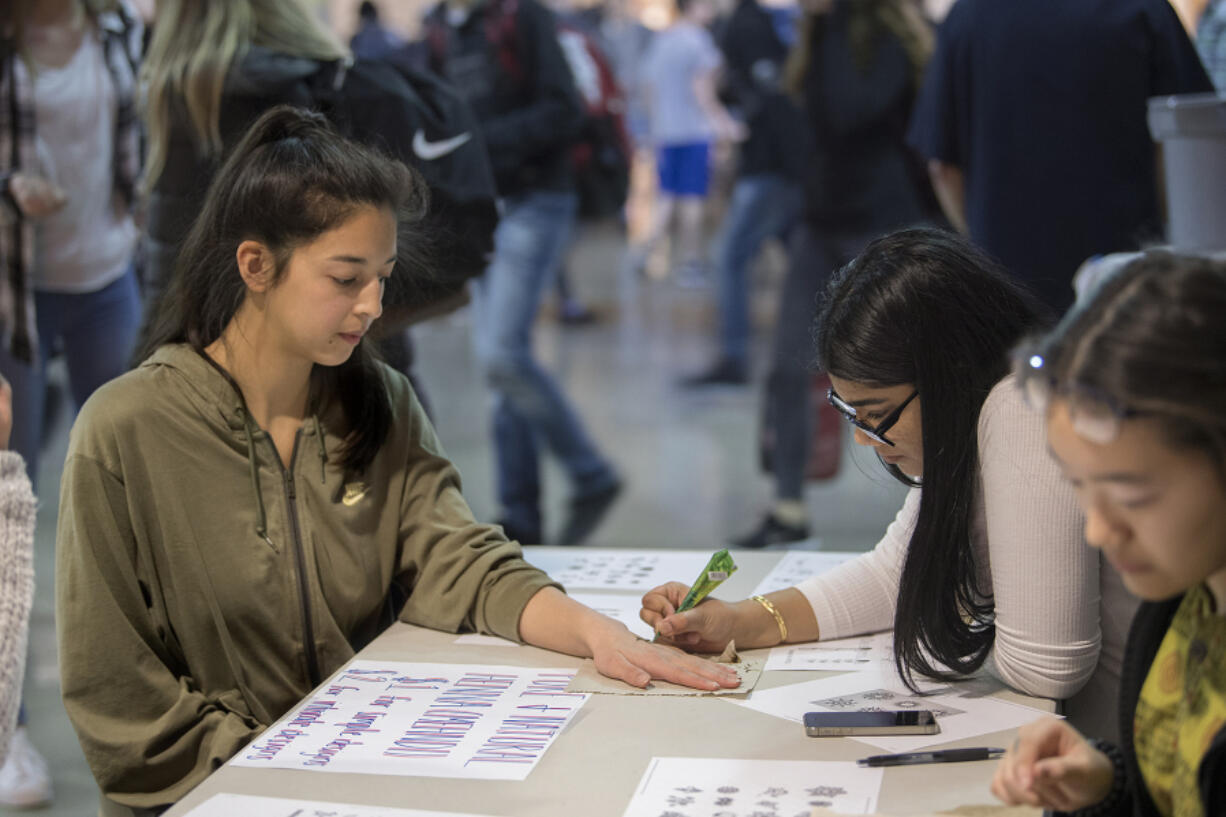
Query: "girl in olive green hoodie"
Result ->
[[55, 106, 739, 817]]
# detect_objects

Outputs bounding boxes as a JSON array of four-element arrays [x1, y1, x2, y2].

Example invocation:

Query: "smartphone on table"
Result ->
[[803, 710, 940, 737]]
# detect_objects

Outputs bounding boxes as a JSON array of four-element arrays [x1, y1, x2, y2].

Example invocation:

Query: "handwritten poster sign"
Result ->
[[230, 661, 588, 780], [622, 758, 883, 817], [183, 794, 499, 817]]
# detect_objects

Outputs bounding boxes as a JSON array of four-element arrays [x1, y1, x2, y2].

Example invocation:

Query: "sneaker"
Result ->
[[731, 514, 811, 549], [554, 476, 624, 546], [674, 261, 710, 289], [0, 727, 53, 808], [558, 299, 599, 326], [679, 358, 749, 387]]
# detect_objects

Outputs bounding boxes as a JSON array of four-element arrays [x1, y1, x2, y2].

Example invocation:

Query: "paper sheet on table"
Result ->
[[623, 757, 883, 816], [182, 793, 500, 817], [523, 548, 714, 592], [750, 550, 861, 595], [765, 631, 894, 671], [811, 806, 1040, 817], [567, 592, 656, 640], [729, 668, 1051, 752], [568, 642, 763, 695], [229, 661, 587, 780]]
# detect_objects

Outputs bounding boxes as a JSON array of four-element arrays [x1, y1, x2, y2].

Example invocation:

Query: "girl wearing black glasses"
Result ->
[[993, 252, 1225, 816], [643, 227, 1137, 740]]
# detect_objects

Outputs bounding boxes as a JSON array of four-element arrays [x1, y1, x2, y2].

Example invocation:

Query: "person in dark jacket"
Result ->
[[999, 251, 1226, 817], [350, 1, 404, 61], [734, 0, 935, 547], [141, 0, 348, 295], [907, 0, 1213, 314], [681, 0, 805, 386], [142, 0, 501, 420], [424, 0, 622, 546]]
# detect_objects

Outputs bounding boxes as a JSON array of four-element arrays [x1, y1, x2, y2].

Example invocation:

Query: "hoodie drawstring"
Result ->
[[312, 414, 328, 484], [240, 410, 275, 549]]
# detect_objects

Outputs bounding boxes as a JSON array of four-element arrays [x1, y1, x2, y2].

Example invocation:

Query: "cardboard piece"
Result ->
[[566, 642, 763, 696]]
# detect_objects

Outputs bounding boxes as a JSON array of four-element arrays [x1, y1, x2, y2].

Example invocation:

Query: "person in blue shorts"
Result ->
[[637, 0, 742, 281]]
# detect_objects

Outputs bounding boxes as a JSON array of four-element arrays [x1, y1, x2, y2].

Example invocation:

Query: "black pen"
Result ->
[[856, 747, 1006, 767]]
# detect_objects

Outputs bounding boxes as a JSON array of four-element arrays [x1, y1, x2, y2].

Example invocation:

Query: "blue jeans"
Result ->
[[0, 266, 142, 488], [769, 224, 876, 501], [471, 192, 616, 536], [717, 174, 803, 365]]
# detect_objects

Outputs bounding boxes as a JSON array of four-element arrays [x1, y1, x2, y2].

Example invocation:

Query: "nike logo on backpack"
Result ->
[[412, 130, 472, 161]]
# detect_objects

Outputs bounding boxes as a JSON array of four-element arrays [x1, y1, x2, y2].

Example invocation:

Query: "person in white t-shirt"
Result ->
[[643, 228, 1138, 741], [0, 0, 143, 806], [0, 0, 143, 491], [636, 0, 742, 281]]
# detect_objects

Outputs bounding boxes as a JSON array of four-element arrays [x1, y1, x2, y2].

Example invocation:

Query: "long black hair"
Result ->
[[815, 227, 1048, 689], [1018, 251, 1226, 474], [139, 105, 429, 475]]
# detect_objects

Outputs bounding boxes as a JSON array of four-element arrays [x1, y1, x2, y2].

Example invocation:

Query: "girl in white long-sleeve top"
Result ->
[[642, 227, 1137, 739]]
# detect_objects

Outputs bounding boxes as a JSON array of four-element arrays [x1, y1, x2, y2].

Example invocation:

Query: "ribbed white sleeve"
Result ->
[[797, 487, 917, 641], [796, 375, 1106, 701], [0, 451, 35, 766], [975, 374, 1100, 699]]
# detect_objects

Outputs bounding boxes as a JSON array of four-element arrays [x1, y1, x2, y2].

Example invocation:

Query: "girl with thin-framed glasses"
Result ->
[[642, 227, 1138, 740], [994, 251, 1225, 817]]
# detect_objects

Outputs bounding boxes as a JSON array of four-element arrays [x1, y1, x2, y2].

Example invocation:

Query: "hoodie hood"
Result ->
[[139, 344, 331, 546], [223, 46, 330, 97]]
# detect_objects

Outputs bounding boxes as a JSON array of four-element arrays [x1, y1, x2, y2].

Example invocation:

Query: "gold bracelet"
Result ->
[[751, 594, 788, 644]]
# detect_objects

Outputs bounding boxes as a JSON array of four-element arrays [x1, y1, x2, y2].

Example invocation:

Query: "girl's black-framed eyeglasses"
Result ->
[[826, 387, 918, 446]]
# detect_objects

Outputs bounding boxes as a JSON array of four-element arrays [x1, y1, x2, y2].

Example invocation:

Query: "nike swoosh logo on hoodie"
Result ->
[[412, 130, 472, 161]]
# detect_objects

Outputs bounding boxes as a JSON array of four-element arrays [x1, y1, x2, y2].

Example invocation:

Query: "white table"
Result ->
[[164, 549, 1052, 817]]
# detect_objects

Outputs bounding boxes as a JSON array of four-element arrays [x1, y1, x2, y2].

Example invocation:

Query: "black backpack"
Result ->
[[424, 0, 631, 220], [310, 58, 500, 326], [555, 24, 632, 220]]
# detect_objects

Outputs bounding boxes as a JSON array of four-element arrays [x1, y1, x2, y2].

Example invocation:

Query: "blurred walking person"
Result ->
[[425, 0, 623, 546], [636, 0, 743, 283], [736, 0, 934, 547], [0, 0, 144, 806], [681, 0, 805, 386]]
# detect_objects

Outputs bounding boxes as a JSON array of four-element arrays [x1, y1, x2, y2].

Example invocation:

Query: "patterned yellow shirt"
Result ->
[[1134, 585, 1226, 817]]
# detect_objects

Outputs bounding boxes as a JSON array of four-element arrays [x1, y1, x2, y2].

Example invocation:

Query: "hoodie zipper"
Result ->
[[280, 430, 322, 688]]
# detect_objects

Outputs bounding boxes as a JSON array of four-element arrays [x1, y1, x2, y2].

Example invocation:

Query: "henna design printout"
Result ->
[[749, 551, 859, 596], [229, 662, 587, 780], [523, 549, 716, 592], [764, 631, 894, 672], [621, 757, 883, 817]]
